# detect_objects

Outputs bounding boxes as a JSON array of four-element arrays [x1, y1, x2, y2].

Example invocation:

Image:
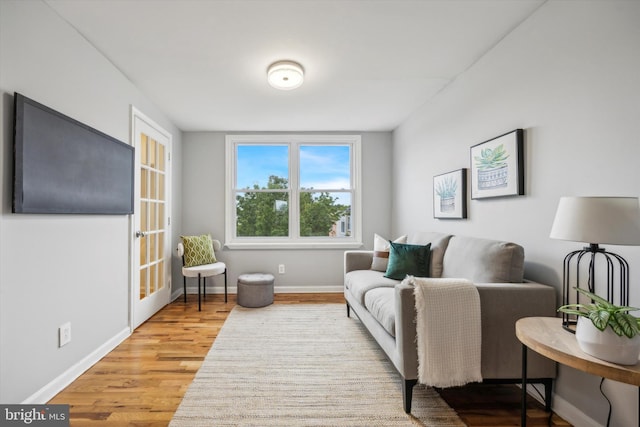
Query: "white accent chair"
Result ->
[[177, 239, 227, 310]]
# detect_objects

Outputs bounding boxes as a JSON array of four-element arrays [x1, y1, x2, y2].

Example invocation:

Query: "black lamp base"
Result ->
[[561, 243, 630, 334]]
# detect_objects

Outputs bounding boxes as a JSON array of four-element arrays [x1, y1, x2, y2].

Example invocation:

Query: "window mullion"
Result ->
[[290, 141, 300, 240]]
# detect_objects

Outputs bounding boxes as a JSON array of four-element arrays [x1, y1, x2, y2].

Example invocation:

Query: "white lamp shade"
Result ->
[[550, 197, 640, 245], [267, 61, 304, 90]]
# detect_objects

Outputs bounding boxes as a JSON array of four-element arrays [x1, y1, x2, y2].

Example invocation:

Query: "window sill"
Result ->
[[224, 241, 364, 250]]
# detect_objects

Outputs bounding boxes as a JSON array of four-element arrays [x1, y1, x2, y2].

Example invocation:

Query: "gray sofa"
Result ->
[[344, 232, 557, 413]]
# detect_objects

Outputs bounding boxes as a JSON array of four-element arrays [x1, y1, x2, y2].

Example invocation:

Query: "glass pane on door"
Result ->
[[139, 134, 166, 301]]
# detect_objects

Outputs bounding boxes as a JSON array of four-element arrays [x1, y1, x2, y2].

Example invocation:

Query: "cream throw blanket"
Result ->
[[408, 276, 483, 387]]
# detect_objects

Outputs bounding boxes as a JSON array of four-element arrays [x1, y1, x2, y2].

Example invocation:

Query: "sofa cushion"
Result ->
[[371, 233, 407, 272], [345, 270, 399, 304], [384, 242, 431, 280], [441, 235, 525, 283], [408, 232, 452, 278], [364, 287, 396, 337]]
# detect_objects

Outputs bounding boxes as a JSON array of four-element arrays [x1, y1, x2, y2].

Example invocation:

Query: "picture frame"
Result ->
[[470, 129, 524, 199], [433, 168, 467, 219]]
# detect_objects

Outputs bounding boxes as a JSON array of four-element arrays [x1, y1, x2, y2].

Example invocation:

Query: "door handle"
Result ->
[[135, 230, 146, 238]]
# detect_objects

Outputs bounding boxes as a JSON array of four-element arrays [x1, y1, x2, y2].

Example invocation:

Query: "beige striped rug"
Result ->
[[170, 304, 465, 426]]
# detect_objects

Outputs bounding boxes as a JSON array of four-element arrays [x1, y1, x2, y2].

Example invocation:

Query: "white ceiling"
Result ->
[[45, 0, 545, 132]]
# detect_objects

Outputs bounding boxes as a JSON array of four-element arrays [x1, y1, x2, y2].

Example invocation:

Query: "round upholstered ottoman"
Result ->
[[237, 273, 275, 308]]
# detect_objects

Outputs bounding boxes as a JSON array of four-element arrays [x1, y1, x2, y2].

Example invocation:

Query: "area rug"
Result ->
[[170, 304, 465, 426]]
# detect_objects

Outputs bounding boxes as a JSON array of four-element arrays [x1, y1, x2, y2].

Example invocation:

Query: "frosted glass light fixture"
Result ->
[[267, 60, 304, 90]]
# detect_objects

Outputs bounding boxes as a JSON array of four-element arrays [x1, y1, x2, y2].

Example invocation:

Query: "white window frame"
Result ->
[[225, 134, 362, 249]]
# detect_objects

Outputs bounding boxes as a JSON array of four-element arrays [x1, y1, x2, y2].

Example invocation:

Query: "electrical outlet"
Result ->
[[278, 264, 285, 274], [59, 322, 71, 347]]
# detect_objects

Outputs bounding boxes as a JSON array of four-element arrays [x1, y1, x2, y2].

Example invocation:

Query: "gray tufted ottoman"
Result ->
[[237, 273, 275, 308]]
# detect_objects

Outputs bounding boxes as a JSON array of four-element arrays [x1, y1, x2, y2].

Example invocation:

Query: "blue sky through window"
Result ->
[[236, 144, 350, 190], [300, 145, 350, 189], [237, 145, 288, 189]]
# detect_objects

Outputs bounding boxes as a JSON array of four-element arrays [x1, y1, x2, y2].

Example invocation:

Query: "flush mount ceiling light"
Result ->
[[267, 60, 304, 90]]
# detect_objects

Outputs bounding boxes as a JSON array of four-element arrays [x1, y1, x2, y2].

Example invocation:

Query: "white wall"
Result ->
[[0, 0, 182, 403], [180, 131, 392, 292], [392, 1, 640, 426]]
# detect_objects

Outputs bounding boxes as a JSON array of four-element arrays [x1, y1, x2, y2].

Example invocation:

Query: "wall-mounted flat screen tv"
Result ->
[[13, 93, 134, 214]]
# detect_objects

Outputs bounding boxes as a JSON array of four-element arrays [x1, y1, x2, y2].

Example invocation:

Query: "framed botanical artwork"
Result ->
[[470, 129, 524, 199], [433, 168, 467, 219]]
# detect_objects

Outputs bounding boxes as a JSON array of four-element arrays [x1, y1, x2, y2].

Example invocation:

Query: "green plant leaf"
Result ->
[[588, 310, 610, 331], [474, 144, 510, 169], [560, 287, 640, 338], [557, 303, 590, 316], [435, 176, 457, 198], [557, 307, 587, 317], [612, 312, 640, 338], [574, 287, 615, 309]]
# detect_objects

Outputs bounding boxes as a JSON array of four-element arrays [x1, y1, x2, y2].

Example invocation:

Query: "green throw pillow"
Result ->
[[181, 234, 217, 267], [384, 242, 431, 280]]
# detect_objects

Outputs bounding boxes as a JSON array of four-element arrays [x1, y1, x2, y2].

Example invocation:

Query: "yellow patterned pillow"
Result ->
[[181, 234, 217, 267]]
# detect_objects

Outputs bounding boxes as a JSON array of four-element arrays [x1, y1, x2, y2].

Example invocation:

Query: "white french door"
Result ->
[[131, 108, 171, 329]]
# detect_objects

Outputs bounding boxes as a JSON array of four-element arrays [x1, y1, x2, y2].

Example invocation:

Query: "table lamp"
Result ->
[[550, 196, 640, 332]]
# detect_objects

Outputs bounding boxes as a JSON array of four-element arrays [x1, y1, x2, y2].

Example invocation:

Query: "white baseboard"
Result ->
[[551, 392, 601, 427], [274, 286, 344, 293], [22, 327, 131, 404], [525, 384, 600, 427], [179, 285, 344, 295], [170, 288, 184, 301]]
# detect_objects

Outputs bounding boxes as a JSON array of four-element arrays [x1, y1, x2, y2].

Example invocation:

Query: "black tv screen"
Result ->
[[12, 93, 134, 214]]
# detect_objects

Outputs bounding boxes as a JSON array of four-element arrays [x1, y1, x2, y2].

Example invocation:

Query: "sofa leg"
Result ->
[[403, 379, 418, 413], [346, 303, 351, 317]]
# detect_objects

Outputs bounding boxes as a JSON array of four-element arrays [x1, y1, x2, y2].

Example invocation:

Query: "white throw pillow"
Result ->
[[371, 233, 408, 271]]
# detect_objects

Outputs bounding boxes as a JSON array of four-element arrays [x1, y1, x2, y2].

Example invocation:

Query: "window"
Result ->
[[225, 135, 362, 249]]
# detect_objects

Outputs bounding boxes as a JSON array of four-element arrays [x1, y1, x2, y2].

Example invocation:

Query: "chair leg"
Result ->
[[197, 273, 202, 312], [203, 277, 207, 298], [224, 269, 228, 303], [183, 276, 187, 303]]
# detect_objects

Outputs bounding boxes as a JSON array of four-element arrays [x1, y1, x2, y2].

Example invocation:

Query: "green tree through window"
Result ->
[[300, 191, 349, 237], [236, 175, 349, 237], [236, 175, 289, 237]]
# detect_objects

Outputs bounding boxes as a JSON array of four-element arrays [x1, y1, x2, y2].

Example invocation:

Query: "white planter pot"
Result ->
[[440, 196, 455, 212], [477, 165, 508, 190], [575, 316, 640, 365]]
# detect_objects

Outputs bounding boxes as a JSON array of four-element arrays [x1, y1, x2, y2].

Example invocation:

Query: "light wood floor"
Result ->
[[49, 293, 570, 426]]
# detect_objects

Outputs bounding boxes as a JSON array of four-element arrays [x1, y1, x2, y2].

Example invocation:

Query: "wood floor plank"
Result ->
[[49, 293, 571, 426]]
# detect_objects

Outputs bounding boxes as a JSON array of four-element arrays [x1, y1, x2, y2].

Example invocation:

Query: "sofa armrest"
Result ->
[[392, 279, 557, 380], [344, 250, 374, 274], [395, 281, 419, 378], [476, 281, 557, 378]]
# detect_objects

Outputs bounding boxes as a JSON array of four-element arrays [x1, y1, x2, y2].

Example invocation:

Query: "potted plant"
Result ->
[[474, 144, 509, 190], [558, 287, 640, 365], [435, 176, 457, 212]]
